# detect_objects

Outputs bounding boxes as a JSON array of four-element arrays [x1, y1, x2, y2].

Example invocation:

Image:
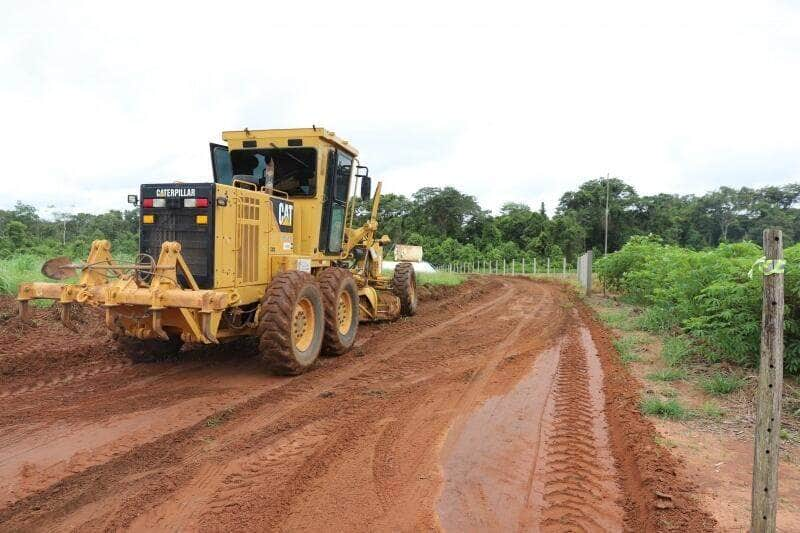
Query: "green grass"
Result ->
[[613, 335, 644, 363], [641, 396, 692, 420], [661, 336, 692, 366], [597, 308, 637, 331], [0, 255, 48, 295], [700, 373, 745, 396], [646, 368, 687, 382], [416, 271, 466, 286], [637, 306, 679, 333], [699, 401, 725, 419]]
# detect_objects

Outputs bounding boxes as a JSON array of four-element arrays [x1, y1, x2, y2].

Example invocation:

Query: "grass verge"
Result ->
[[612, 334, 644, 363], [0, 255, 48, 295], [700, 373, 745, 396], [641, 396, 692, 420], [646, 368, 687, 382], [416, 271, 466, 286]]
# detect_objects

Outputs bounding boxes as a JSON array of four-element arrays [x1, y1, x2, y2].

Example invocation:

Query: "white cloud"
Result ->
[[1, 0, 799, 216]]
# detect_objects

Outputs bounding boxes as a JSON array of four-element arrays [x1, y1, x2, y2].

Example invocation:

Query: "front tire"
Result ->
[[393, 262, 418, 316], [319, 268, 359, 356], [257, 271, 325, 375]]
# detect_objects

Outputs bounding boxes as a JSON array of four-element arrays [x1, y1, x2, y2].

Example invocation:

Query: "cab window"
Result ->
[[229, 148, 317, 196], [320, 149, 353, 253]]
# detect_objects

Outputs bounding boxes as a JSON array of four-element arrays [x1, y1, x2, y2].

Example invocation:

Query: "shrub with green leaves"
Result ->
[[597, 236, 800, 374]]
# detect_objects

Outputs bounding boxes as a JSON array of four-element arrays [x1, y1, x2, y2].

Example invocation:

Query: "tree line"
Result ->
[[1, 179, 799, 262], [356, 180, 800, 265]]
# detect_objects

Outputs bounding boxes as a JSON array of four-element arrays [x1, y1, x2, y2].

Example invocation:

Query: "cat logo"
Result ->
[[271, 198, 294, 233], [278, 203, 293, 226]]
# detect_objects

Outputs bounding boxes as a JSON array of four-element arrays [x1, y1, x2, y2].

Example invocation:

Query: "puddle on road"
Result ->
[[436, 342, 561, 531], [436, 325, 624, 532]]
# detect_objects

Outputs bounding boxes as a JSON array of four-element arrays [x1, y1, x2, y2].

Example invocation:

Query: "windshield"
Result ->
[[228, 148, 317, 196]]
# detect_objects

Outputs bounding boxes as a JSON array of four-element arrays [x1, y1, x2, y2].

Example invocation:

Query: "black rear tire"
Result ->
[[392, 262, 418, 316], [319, 268, 359, 356], [257, 271, 325, 375]]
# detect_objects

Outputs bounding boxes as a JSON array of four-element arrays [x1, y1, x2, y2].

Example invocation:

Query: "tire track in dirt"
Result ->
[[125, 279, 527, 531], [0, 278, 515, 530], [0, 278, 716, 532], [0, 282, 509, 507], [533, 325, 624, 532]]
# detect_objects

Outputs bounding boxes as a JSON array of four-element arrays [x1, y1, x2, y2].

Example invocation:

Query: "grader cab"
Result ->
[[17, 127, 418, 374]]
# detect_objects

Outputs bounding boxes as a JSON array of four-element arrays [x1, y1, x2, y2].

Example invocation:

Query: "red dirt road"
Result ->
[[0, 277, 715, 531]]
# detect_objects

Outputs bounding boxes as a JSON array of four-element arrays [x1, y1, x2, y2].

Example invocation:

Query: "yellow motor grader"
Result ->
[[17, 127, 417, 374]]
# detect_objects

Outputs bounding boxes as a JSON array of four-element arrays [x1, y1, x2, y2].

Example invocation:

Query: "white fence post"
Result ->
[[522, 257, 525, 274], [578, 250, 593, 296], [534, 258, 537, 274], [547, 258, 550, 274], [512, 258, 515, 275], [562, 257, 566, 277]]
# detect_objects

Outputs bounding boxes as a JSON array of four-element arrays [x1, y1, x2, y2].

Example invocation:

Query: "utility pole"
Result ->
[[604, 173, 610, 256]]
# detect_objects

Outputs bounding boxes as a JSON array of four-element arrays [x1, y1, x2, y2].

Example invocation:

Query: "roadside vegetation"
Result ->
[[416, 271, 465, 286], [594, 282, 800, 429], [596, 235, 800, 374], [0, 255, 49, 296]]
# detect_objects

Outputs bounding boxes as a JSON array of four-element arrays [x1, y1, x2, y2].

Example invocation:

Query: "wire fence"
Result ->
[[430, 257, 582, 278]]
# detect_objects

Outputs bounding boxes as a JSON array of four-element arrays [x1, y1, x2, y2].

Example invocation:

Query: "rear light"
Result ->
[[184, 198, 209, 208], [143, 215, 155, 224], [142, 198, 165, 208], [196, 215, 208, 224]]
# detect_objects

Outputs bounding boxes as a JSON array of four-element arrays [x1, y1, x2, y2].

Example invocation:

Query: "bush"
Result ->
[[597, 236, 800, 373]]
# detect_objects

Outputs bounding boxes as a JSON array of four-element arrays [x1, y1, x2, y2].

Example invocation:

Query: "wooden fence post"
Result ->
[[534, 258, 537, 274], [751, 228, 784, 533], [522, 257, 525, 274]]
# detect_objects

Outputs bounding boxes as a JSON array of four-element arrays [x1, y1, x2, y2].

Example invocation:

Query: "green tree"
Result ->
[[6, 220, 28, 248], [556, 177, 638, 253]]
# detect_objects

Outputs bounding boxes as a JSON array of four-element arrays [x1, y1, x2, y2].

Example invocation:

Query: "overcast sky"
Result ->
[[2, 0, 799, 217]]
